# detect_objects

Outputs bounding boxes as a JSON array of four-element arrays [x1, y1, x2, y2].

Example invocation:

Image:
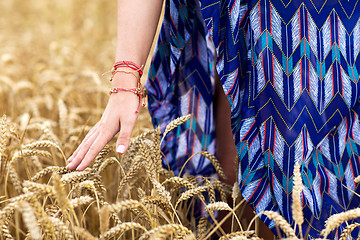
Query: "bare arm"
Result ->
[[67, 0, 163, 171]]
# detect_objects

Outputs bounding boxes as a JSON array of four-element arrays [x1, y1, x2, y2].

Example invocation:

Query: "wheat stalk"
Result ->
[[162, 176, 195, 189], [261, 210, 296, 238], [52, 173, 70, 209], [1, 220, 14, 240], [141, 196, 172, 211], [196, 217, 208, 239], [17, 201, 42, 240], [30, 166, 63, 182], [292, 162, 304, 229], [139, 224, 192, 240], [61, 170, 92, 184], [339, 222, 360, 240], [160, 114, 192, 143], [206, 201, 233, 212], [198, 151, 227, 180], [10, 149, 52, 163], [354, 175, 360, 183], [23, 180, 56, 197], [43, 216, 74, 240], [99, 222, 147, 240], [7, 164, 23, 193], [321, 208, 360, 237], [175, 185, 208, 207], [22, 140, 61, 150], [73, 226, 99, 240], [0, 114, 8, 179]]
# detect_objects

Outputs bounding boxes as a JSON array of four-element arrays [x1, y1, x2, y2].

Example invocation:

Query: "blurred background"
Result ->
[[0, 0, 155, 134]]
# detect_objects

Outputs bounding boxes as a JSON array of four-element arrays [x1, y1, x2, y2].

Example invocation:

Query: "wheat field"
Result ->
[[0, 0, 359, 239]]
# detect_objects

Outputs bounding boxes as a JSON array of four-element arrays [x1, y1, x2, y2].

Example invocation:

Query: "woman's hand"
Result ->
[[66, 0, 163, 171], [66, 89, 139, 171]]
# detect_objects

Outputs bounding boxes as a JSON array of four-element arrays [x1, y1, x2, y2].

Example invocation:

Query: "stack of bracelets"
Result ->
[[105, 61, 146, 113]]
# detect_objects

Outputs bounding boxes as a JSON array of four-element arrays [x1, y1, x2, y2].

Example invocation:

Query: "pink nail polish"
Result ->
[[116, 145, 126, 154]]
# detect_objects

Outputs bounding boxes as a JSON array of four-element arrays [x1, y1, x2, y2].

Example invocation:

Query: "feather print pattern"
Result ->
[[146, 0, 360, 239]]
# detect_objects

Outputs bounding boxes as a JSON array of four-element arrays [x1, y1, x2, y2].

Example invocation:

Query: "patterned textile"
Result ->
[[146, 0, 360, 239]]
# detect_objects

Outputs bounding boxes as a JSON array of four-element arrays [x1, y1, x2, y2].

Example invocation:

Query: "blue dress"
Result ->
[[146, 0, 360, 239]]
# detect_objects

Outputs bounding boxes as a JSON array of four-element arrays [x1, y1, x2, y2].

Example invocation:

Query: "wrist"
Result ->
[[111, 72, 139, 88]]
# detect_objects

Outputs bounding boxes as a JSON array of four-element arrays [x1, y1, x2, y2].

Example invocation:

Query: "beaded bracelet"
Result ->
[[109, 87, 146, 113], [104, 61, 146, 113]]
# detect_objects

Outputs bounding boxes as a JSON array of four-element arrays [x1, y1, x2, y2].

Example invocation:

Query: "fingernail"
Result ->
[[76, 166, 81, 171], [116, 145, 126, 154]]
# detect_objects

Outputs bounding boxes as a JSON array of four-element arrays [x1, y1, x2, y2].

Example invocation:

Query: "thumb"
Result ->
[[116, 120, 135, 154]]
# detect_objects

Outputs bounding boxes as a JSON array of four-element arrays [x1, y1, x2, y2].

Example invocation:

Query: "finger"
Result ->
[[116, 117, 137, 154], [66, 130, 99, 170], [68, 123, 100, 162], [76, 132, 113, 171]]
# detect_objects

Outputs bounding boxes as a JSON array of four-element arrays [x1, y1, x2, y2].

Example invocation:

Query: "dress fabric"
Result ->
[[146, 0, 360, 239]]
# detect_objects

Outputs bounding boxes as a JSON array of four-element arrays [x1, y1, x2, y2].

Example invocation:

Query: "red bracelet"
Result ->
[[109, 70, 139, 82], [112, 61, 144, 77], [109, 87, 146, 113]]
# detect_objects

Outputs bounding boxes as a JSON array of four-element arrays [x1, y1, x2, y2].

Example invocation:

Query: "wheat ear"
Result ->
[[138, 224, 192, 240], [261, 211, 296, 238], [10, 149, 52, 163], [141, 196, 172, 211], [52, 173, 70, 209], [354, 175, 360, 183], [23, 180, 56, 197], [198, 151, 227, 180], [161, 114, 192, 140], [175, 185, 208, 207], [73, 226, 99, 240], [99, 222, 147, 240], [30, 166, 63, 182], [70, 196, 94, 208], [17, 201, 42, 240], [43, 216, 74, 240], [339, 222, 360, 240], [321, 208, 360, 237], [0, 115, 8, 179], [292, 162, 304, 229]]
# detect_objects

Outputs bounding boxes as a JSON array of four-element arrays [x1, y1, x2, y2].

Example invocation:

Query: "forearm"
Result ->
[[115, 0, 163, 69]]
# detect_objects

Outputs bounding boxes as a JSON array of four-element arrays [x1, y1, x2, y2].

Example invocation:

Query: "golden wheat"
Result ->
[[17, 201, 42, 240], [321, 208, 360, 237], [261, 211, 297, 238], [292, 162, 304, 228], [1, 1, 358, 239]]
